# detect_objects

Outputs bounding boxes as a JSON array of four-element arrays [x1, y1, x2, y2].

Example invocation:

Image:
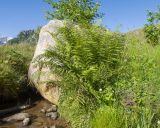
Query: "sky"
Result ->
[[0, 0, 159, 37]]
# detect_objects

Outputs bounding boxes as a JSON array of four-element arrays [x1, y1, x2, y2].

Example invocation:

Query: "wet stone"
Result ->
[[46, 105, 57, 113], [50, 125, 56, 128], [40, 108, 46, 113], [46, 112, 58, 120], [23, 118, 30, 126]]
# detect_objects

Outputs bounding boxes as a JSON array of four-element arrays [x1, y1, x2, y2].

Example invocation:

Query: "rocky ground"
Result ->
[[0, 100, 69, 128]]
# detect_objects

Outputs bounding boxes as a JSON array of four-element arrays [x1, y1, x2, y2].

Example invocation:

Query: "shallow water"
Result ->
[[0, 100, 68, 128]]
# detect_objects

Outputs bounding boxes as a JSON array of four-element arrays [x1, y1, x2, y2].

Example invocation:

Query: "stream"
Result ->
[[0, 95, 68, 128]]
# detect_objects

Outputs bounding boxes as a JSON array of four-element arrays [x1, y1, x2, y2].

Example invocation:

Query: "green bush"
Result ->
[[40, 22, 125, 127], [0, 43, 35, 99], [144, 7, 160, 46], [144, 24, 160, 46], [8, 27, 40, 44], [45, 0, 102, 24]]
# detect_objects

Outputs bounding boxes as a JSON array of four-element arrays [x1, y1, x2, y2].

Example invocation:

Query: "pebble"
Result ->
[[43, 126, 49, 128], [40, 108, 46, 113], [50, 125, 56, 128], [32, 121, 43, 126], [46, 105, 57, 112], [22, 118, 30, 126], [46, 112, 58, 120]]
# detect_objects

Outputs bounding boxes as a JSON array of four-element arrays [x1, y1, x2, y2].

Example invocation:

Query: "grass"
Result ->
[[46, 25, 160, 128], [1, 23, 160, 128], [0, 43, 35, 100]]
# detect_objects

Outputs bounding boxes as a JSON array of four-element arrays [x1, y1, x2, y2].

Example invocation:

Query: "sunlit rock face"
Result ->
[[28, 20, 64, 105]]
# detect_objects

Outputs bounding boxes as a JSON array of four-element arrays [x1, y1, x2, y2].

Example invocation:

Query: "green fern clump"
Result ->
[[42, 22, 125, 127]]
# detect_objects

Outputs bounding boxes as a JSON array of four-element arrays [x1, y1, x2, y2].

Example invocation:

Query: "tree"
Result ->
[[8, 28, 40, 44], [45, 0, 102, 24]]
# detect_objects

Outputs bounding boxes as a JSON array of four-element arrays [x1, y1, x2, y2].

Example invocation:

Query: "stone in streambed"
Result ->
[[40, 108, 46, 113], [3, 112, 30, 122], [50, 125, 56, 128], [46, 112, 58, 120], [46, 105, 57, 112], [22, 117, 30, 126]]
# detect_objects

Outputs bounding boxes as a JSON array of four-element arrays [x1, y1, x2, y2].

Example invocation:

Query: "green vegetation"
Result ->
[[40, 0, 160, 127], [0, 43, 35, 100], [1, 0, 160, 128], [144, 6, 160, 45], [42, 23, 124, 127], [45, 0, 102, 24], [41, 21, 160, 128], [8, 27, 40, 44]]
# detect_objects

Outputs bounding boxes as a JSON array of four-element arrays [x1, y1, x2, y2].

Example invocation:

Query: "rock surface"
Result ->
[[46, 105, 57, 113], [0, 100, 68, 128], [28, 20, 64, 105], [22, 117, 30, 126], [46, 112, 58, 120], [3, 112, 30, 122]]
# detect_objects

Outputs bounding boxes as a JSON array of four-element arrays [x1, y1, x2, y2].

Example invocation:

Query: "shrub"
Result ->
[[0, 43, 35, 99], [144, 24, 160, 46], [144, 7, 160, 46], [8, 27, 40, 44], [40, 22, 125, 127]]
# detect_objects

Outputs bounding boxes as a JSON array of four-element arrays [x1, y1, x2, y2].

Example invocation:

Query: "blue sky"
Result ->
[[0, 0, 159, 37]]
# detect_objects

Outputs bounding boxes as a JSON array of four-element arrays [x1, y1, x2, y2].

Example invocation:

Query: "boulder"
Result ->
[[28, 20, 64, 105]]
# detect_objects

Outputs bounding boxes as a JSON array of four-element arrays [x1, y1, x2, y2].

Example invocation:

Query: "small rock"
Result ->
[[40, 108, 46, 113], [46, 112, 58, 120], [32, 121, 43, 126], [50, 125, 56, 128], [23, 118, 30, 126], [43, 126, 49, 128], [4, 113, 30, 122], [46, 105, 57, 112]]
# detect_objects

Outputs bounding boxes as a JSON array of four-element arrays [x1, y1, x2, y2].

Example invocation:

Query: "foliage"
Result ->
[[91, 105, 155, 128], [39, 22, 125, 127], [115, 35, 160, 128], [45, 0, 102, 24], [0, 43, 35, 99], [8, 27, 41, 44], [40, 22, 160, 127], [91, 106, 125, 128], [89, 33, 160, 128], [144, 6, 160, 46]]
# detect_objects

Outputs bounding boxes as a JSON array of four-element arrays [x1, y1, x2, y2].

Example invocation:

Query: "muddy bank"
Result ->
[[0, 100, 69, 128]]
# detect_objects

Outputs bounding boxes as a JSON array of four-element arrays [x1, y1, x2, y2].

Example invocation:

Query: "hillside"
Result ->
[[1, 23, 160, 128], [126, 28, 145, 41]]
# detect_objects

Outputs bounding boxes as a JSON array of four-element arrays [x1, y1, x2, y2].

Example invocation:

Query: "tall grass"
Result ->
[[0, 43, 35, 100], [40, 23, 160, 127]]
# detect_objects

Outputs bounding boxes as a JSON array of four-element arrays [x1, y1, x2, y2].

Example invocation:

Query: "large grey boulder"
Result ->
[[28, 20, 64, 105]]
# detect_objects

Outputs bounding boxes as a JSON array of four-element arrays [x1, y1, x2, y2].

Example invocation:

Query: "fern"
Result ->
[[40, 22, 125, 127]]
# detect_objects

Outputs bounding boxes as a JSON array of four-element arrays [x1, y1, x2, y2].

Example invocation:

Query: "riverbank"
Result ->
[[0, 99, 69, 128]]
